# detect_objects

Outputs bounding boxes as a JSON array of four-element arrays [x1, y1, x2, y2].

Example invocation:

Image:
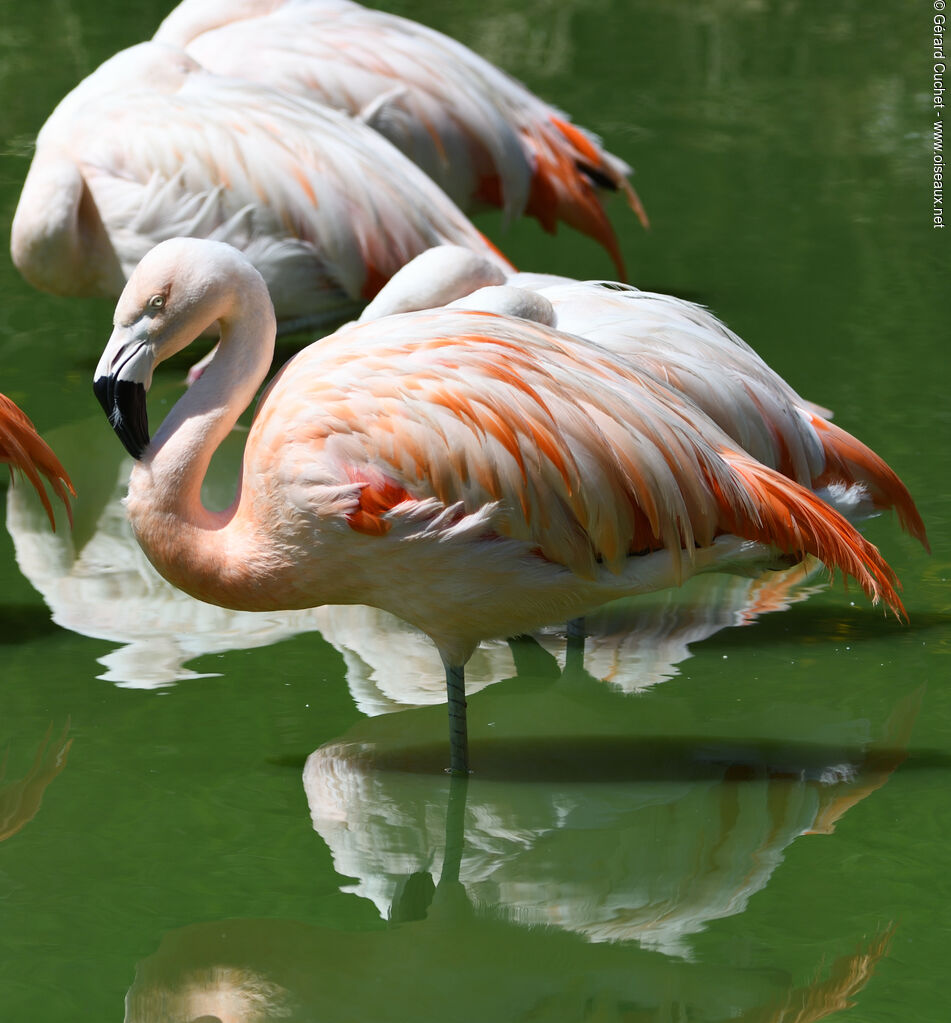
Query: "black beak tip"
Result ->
[[94, 375, 150, 460]]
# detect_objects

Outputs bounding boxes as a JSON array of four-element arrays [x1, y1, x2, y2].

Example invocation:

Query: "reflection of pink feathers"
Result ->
[[10, 42, 511, 329], [0, 395, 72, 530], [6, 440, 821, 696], [304, 695, 912, 955], [153, 0, 645, 275]]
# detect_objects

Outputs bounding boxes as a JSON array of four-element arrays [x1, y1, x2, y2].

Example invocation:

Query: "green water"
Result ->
[[0, 1, 948, 1020]]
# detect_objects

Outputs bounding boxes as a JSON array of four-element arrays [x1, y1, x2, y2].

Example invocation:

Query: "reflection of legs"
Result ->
[[440, 773, 469, 888], [565, 616, 586, 674], [444, 663, 469, 776], [392, 772, 470, 922]]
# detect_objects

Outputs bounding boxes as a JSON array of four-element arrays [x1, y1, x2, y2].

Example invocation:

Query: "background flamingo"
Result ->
[[0, 394, 73, 530], [93, 238, 915, 774], [10, 42, 512, 331], [152, 0, 647, 275]]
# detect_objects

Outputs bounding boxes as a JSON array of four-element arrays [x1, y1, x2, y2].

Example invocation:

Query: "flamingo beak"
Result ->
[[93, 328, 154, 459]]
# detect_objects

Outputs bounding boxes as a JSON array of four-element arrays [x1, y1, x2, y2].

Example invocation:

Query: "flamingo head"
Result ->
[[93, 237, 269, 458]]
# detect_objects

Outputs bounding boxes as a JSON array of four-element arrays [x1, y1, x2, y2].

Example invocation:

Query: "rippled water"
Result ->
[[0, 1, 947, 1020]]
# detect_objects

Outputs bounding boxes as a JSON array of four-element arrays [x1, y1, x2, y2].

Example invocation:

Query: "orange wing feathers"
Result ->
[[0, 395, 74, 530]]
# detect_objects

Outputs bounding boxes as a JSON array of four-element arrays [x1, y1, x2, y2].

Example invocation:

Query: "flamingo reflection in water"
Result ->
[[120, 687, 913, 1023], [92, 238, 924, 773], [122, 914, 894, 1023], [0, 721, 72, 844], [6, 412, 823, 698], [303, 688, 919, 956]]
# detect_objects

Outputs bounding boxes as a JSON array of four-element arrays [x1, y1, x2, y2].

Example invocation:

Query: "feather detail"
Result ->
[[154, 0, 645, 264], [0, 395, 74, 530], [13, 42, 512, 323], [809, 415, 929, 551], [714, 448, 905, 619]]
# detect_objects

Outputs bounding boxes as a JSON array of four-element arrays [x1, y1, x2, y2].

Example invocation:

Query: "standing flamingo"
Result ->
[[152, 0, 646, 277], [10, 42, 512, 330], [94, 238, 913, 774], [0, 395, 73, 530]]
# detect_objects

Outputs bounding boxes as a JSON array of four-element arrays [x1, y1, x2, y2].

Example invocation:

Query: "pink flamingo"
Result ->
[[94, 238, 916, 774], [10, 42, 511, 331], [356, 246, 929, 549], [0, 394, 73, 530], [152, 0, 646, 276]]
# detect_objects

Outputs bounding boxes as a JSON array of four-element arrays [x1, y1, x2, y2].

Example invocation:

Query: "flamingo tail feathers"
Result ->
[[524, 116, 649, 281], [810, 416, 929, 552], [0, 395, 75, 530], [717, 449, 906, 620]]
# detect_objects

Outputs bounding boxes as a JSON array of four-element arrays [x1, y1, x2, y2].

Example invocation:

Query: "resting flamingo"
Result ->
[[152, 0, 646, 277], [0, 394, 73, 530], [10, 42, 511, 330], [94, 238, 915, 775], [357, 246, 929, 549]]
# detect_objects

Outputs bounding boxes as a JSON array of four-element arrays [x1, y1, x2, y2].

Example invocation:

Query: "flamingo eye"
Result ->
[[148, 294, 165, 310]]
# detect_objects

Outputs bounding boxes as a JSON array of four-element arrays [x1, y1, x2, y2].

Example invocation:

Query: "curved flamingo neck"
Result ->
[[10, 151, 123, 298], [125, 285, 278, 608]]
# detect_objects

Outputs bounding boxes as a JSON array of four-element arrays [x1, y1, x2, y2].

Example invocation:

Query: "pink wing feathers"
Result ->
[[11, 43, 512, 324], [530, 282, 928, 549], [250, 310, 906, 616], [155, 0, 645, 276]]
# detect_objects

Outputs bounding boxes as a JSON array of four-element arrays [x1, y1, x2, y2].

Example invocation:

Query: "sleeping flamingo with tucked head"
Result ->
[[0, 395, 73, 530], [357, 245, 929, 549], [10, 42, 512, 331], [153, 0, 647, 276], [94, 238, 917, 774]]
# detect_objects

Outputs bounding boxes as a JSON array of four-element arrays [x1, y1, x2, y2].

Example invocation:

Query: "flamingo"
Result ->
[[10, 42, 512, 330], [357, 246, 930, 549], [94, 238, 914, 775], [0, 394, 73, 530], [152, 0, 647, 277]]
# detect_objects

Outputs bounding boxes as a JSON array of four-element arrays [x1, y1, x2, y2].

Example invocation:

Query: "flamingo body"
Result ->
[[153, 0, 645, 275], [359, 246, 929, 551], [95, 239, 915, 772], [0, 394, 73, 529], [10, 42, 511, 329]]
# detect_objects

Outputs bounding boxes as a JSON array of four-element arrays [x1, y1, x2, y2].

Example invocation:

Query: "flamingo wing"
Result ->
[[533, 283, 928, 548], [249, 310, 903, 615]]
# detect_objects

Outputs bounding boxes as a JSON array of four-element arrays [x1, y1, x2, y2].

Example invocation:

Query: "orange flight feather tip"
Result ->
[[810, 416, 929, 552], [0, 394, 74, 531], [720, 449, 906, 620]]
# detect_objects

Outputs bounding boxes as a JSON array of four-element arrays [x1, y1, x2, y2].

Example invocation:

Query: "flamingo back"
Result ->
[[13, 45, 512, 323], [155, 0, 643, 273], [247, 309, 905, 616]]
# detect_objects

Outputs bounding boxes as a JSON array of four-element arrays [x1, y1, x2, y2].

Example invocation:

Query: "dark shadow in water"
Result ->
[[270, 735, 951, 781], [348, 733, 949, 783], [0, 603, 67, 643]]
